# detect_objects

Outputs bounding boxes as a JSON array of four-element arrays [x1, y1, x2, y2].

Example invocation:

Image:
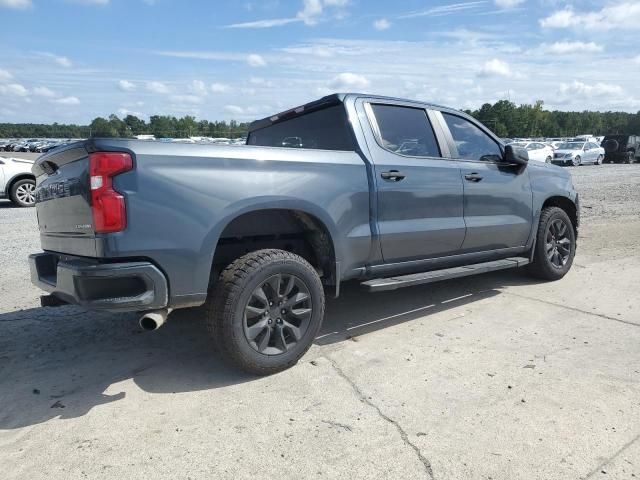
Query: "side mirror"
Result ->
[[503, 144, 528, 166]]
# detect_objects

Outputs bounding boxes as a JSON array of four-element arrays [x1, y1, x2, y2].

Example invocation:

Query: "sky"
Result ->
[[0, 0, 639, 124]]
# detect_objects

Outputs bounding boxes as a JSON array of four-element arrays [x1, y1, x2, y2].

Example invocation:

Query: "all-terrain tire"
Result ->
[[206, 249, 325, 375], [528, 207, 576, 281]]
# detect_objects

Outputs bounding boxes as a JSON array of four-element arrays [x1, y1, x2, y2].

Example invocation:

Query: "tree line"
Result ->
[[2, 100, 640, 139], [0, 115, 250, 139], [465, 100, 640, 138]]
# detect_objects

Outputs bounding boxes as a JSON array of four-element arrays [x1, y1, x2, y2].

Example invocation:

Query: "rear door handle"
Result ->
[[380, 170, 406, 181], [464, 173, 483, 182]]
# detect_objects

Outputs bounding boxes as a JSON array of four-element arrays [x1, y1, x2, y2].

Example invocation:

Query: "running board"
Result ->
[[361, 257, 530, 292]]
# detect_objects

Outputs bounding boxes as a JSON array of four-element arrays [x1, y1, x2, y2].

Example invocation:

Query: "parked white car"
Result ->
[[0, 156, 36, 207], [552, 141, 605, 166], [510, 141, 555, 163]]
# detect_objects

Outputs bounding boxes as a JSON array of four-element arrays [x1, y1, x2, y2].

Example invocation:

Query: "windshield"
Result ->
[[558, 142, 584, 150], [511, 142, 527, 147]]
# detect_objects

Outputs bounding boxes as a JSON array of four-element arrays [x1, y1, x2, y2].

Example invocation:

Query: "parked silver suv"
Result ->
[[0, 156, 36, 207]]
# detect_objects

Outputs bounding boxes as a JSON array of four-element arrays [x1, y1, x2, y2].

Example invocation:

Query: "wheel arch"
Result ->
[[6, 173, 36, 200], [7, 173, 36, 191], [541, 195, 579, 236], [206, 201, 341, 290]]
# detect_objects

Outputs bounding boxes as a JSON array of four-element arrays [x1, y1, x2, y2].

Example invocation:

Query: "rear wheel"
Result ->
[[206, 249, 325, 375], [528, 207, 576, 281], [9, 178, 36, 207], [627, 152, 635, 164], [545, 156, 552, 163], [595, 154, 603, 165]]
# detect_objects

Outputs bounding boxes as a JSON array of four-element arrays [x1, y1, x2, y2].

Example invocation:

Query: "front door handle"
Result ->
[[381, 170, 406, 181], [464, 173, 483, 182]]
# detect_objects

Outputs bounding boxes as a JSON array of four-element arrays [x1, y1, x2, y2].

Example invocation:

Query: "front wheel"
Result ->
[[572, 155, 581, 166], [206, 249, 325, 375], [545, 156, 552, 164], [528, 207, 576, 281]]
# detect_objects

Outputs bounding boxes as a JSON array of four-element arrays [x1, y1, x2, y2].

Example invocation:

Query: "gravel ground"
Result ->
[[571, 164, 640, 220], [1, 163, 639, 479]]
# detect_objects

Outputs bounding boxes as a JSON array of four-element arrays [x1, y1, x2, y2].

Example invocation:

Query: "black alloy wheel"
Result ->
[[545, 218, 571, 269], [243, 273, 313, 355]]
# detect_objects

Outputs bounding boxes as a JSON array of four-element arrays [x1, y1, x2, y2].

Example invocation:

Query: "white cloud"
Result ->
[[249, 77, 273, 87], [541, 41, 603, 54], [36, 52, 73, 67], [541, 3, 640, 31], [55, 96, 81, 105], [154, 50, 243, 61], [0, 0, 32, 9], [400, 1, 487, 19], [559, 81, 623, 98], [247, 53, 267, 67], [540, 8, 575, 28], [226, 0, 349, 28], [328, 72, 370, 90], [170, 94, 202, 104], [227, 18, 299, 28], [634, 55, 640, 64], [189, 79, 208, 96], [66, 0, 109, 5], [0, 69, 13, 81], [297, 0, 323, 25], [54, 56, 72, 67], [117, 107, 144, 117], [281, 44, 334, 57], [494, 0, 524, 8], [0, 83, 28, 96], [146, 81, 170, 94], [33, 86, 56, 97], [210, 82, 230, 93], [118, 79, 136, 91], [373, 18, 391, 31], [477, 58, 512, 77], [224, 105, 245, 115]]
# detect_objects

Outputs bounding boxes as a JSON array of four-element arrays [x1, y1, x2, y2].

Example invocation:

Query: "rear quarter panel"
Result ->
[[101, 140, 371, 306]]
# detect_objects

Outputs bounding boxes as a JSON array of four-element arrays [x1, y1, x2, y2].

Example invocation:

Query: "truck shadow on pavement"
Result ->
[[0, 269, 538, 430]]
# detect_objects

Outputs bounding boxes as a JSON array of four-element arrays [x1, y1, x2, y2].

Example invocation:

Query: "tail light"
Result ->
[[89, 152, 133, 233]]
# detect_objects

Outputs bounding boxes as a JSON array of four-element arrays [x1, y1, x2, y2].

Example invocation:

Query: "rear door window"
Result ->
[[442, 113, 502, 162], [247, 105, 355, 151], [370, 104, 441, 158]]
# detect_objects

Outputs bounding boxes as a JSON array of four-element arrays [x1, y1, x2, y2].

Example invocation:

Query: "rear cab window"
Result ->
[[247, 105, 355, 151], [368, 104, 441, 158]]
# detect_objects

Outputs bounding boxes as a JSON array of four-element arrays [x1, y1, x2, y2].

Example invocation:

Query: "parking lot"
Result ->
[[1, 164, 639, 479]]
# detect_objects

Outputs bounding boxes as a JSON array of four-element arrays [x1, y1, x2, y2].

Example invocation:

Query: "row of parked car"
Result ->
[[0, 138, 78, 153], [503, 134, 640, 166]]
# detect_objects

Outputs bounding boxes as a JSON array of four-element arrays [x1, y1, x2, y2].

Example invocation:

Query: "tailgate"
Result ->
[[33, 142, 99, 257]]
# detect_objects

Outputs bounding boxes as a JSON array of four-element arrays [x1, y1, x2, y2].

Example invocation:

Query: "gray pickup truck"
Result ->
[[29, 93, 579, 374]]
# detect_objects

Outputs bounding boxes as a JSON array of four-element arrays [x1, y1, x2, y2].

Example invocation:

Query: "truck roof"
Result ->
[[248, 93, 452, 133]]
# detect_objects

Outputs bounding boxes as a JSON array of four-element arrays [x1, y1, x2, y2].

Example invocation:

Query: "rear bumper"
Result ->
[[29, 252, 168, 312], [604, 152, 632, 162]]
